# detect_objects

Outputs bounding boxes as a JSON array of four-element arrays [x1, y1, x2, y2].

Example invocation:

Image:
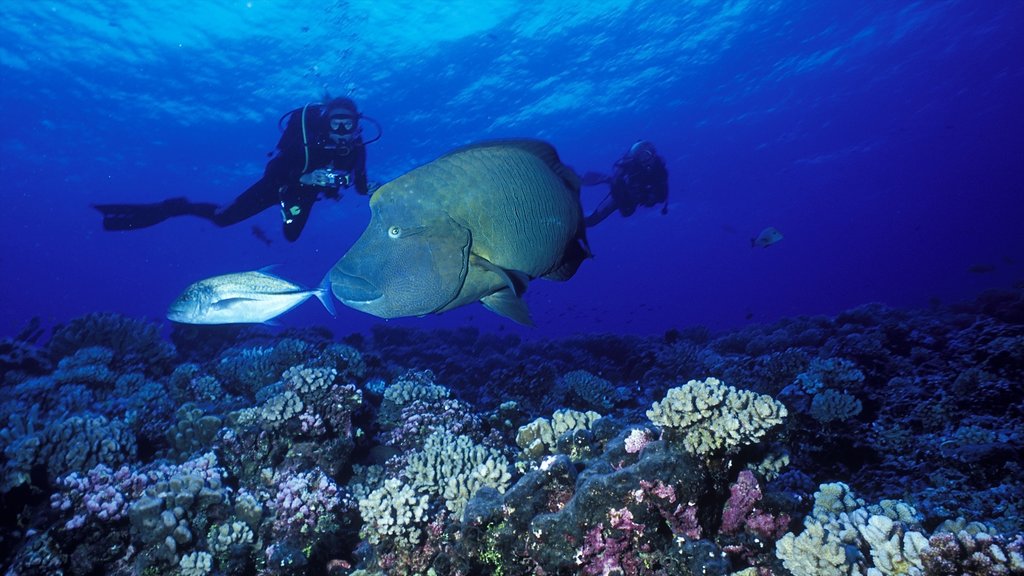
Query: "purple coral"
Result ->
[[272, 468, 350, 538], [720, 470, 789, 540], [383, 398, 482, 450], [51, 463, 151, 529], [721, 470, 762, 534], [579, 523, 634, 576], [577, 508, 650, 576], [637, 479, 702, 539]]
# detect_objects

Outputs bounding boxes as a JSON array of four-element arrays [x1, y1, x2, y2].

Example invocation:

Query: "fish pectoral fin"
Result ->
[[480, 288, 534, 327], [210, 297, 258, 310], [471, 255, 530, 296]]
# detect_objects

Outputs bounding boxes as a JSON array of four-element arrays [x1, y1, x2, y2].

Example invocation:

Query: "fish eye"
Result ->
[[388, 225, 401, 238]]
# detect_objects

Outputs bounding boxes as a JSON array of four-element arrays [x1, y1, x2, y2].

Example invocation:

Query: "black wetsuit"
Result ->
[[94, 102, 369, 242], [585, 147, 669, 227]]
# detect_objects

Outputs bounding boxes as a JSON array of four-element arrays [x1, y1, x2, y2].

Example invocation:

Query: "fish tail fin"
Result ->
[[315, 272, 338, 318]]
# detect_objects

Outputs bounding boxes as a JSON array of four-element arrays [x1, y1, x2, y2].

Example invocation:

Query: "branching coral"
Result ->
[[646, 377, 787, 456], [405, 430, 512, 516], [515, 408, 602, 460]]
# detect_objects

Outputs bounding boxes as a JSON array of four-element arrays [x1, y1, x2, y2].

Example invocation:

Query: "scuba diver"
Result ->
[[93, 96, 381, 242], [581, 140, 669, 227]]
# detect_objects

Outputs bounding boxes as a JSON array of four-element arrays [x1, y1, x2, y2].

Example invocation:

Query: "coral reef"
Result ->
[[2, 285, 1023, 574], [45, 312, 175, 377]]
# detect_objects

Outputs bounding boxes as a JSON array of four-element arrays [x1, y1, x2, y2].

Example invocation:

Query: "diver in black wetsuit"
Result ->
[[582, 140, 669, 228], [93, 97, 380, 242]]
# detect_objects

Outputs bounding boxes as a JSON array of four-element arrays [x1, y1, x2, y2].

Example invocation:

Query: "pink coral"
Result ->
[[608, 507, 644, 535], [384, 398, 481, 450], [623, 428, 651, 454], [272, 468, 349, 538], [635, 479, 701, 539], [639, 479, 676, 502], [720, 470, 790, 540], [674, 503, 703, 540], [50, 463, 151, 529], [577, 508, 650, 576], [579, 523, 633, 576], [745, 510, 791, 540], [721, 470, 762, 534]]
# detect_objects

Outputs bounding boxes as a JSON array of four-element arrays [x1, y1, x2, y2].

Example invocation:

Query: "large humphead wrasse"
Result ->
[[330, 139, 590, 325]]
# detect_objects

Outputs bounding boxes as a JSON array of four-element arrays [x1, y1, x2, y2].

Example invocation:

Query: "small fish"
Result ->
[[751, 226, 783, 248], [168, 269, 336, 325], [967, 263, 996, 274], [251, 225, 272, 246]]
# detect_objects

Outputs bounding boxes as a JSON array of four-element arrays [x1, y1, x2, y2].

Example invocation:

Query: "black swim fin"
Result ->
[[93, 198, 215, 231]]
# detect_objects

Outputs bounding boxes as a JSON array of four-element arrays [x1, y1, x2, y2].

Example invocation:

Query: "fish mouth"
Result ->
[[330, 272, 384, 306]]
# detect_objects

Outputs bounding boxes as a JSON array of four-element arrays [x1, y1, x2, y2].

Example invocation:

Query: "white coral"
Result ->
[[646, 377, 787, 456]]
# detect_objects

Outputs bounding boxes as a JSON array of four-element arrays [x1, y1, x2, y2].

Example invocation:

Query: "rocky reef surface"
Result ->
[[1, 285, 1022, 575]]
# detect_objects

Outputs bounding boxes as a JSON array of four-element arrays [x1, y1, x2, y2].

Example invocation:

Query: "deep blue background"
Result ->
[[2, 1, 1022, 339]]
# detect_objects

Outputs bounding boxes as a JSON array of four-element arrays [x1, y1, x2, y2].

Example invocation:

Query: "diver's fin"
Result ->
[[545, 237, 591, 282], [93, 198, 215, 231], [580, 171, 611, 186], [94, 202, 174, 231], [480, 288, 534, 326], [471, 255, 530, 295], [315, 272, 338, 318]]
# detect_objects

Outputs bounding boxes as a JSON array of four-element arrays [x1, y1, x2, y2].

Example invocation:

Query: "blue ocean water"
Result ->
[[2, 1, 1021, 337], [2, 2, 1024, 575]]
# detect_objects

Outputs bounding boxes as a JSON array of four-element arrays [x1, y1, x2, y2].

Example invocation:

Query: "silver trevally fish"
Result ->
[[167, 269, 336, 324], [330, 139, 591, 326]]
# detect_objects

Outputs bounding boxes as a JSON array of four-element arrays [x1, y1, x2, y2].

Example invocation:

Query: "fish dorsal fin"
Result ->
[[471, 254, 530, 295], [443, 139, 582, 191], [480, 288, 534, 326]]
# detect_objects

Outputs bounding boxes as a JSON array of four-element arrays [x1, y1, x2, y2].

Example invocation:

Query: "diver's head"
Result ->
[[628, 140, 657, 164], [324, 97, 360, 136]]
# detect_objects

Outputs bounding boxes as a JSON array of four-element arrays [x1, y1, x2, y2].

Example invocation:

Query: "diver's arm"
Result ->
[[265, 108, 314, 183]]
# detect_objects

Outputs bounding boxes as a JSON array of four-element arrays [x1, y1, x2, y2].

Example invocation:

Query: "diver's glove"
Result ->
[[299, 168, 350, 188]]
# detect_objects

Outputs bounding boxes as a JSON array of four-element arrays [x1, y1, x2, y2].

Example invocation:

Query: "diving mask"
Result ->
[[329, 114, 357, 134]]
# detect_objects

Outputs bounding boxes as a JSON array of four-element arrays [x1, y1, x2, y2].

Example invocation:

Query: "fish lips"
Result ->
[[330, 271, 385, 311]]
